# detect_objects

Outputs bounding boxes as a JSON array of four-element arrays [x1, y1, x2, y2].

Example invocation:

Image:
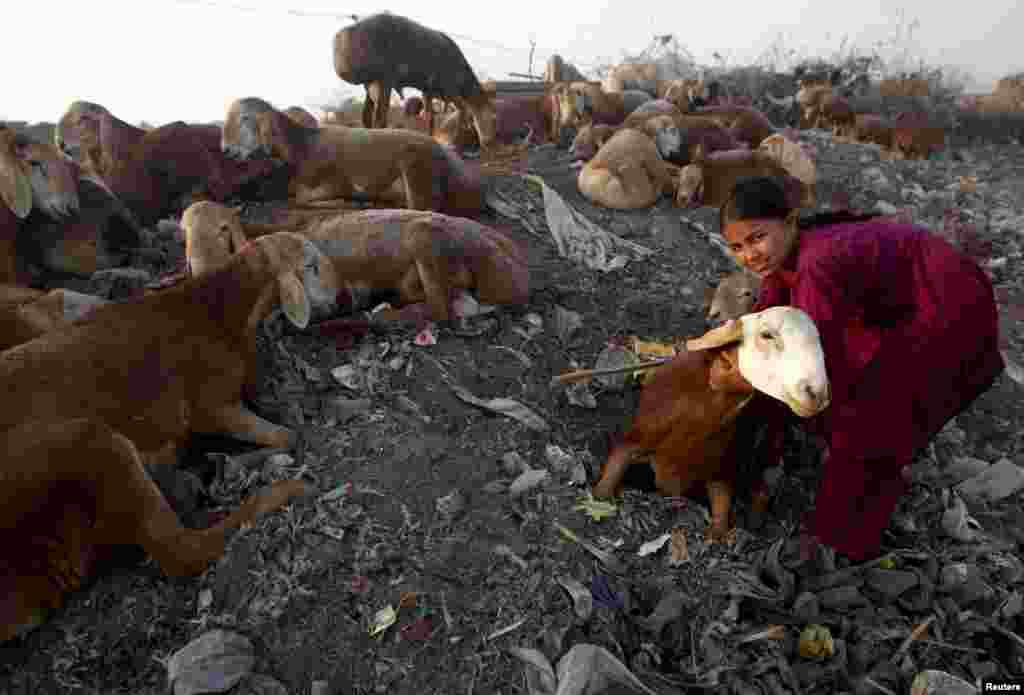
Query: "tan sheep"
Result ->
[[222, 97, 483, 218], [183, 202, 529, 324], [577, 128, 681, 209]]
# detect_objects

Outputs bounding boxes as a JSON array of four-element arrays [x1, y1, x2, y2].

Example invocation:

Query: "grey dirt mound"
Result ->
[[2, 129, 1024, 695]]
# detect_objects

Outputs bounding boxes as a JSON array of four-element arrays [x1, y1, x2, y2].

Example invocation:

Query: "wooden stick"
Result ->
[[550, 358, 673, 387]]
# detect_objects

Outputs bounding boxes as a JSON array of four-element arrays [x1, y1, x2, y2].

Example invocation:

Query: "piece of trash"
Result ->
[[878, 557, 897, 570], [565, 382, 598, 408], [510, 468, 549, 498], [232, 673, 289, 695], [400, 615, 434, 642], [450, 384, 549, 431], [197, 589, 213, 612], [435, 489, 466, 520], [350, 575, 370, 594], [637, 533, 672, 557], [555, 522, 626, 573], [545, 444, 576, 474], [591, 575, 625, 611], [494, 544, 530, 570], [319, 482, 353, 503], [570, 463, 588, 486], [553, 306, 584, 344], [414, 324, 437, 346], [166, 630, 255, 695], [910, 669, 978, 695], [593, 345, 641, 390], [330, 364, 362, 390], [557, 576, 594, 621], [941, 494, 982, 542], [798, 624, 835, 658], [521, 174, 653, 272], [955, 458, 1024, 503], [638, 591, 689, 635], [739, 625, 787, 644], [669, 528, 690, 565], [509, 644, 660, 695], [369, 605, 398, 637], [398, 592, 418, 610], [629, 338, 677, 385], [507, 647, 557, 695], [1003, 351, 1024, 387], [486, 618, 526, 641], [574, 494, 618, 521]]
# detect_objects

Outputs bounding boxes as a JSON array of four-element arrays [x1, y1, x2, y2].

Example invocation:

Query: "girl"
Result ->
[[719, 175, 1004, 563]]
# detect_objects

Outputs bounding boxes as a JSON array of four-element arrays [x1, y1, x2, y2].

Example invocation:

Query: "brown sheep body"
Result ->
[[593, 308, 830, 541], [55, 101, 280, 227], [0, 417, 308, 643], [676, 145, 815, 209], [184, 203, 529, 324], [0, 284, 110, 350], [222, 98, 483, 217], [0, 232, 315, 454], [692, 105, 775, 148], [2, 125, 140, 284], [852, 114, 895, 148]]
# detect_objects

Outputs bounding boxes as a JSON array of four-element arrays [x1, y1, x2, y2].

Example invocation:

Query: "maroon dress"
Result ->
[[753, 220, 1003, 560]]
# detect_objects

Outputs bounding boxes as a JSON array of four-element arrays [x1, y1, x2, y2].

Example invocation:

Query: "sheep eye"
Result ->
[[759, 330, 774, 341]]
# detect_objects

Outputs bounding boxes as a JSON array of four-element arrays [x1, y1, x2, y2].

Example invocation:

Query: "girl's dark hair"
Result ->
[[720, 176, 880, 232]]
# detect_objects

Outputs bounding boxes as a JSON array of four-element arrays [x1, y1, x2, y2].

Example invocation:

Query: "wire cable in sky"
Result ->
[[162, 0, 585, 61]]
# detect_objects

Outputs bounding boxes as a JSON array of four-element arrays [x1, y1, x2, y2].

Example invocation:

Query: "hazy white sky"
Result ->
[[5, 0, 1021, 125]]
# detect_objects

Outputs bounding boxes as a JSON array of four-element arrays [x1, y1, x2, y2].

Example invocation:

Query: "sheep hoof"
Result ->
[[705, 523, 737, 546]]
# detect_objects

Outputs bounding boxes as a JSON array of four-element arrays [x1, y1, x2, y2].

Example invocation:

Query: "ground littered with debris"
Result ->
[[2, 128, 1024, 695]]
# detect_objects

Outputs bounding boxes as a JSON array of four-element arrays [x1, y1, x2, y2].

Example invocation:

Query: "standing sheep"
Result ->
[[333, 12, 497, 146], [593, 307, 830, 542]]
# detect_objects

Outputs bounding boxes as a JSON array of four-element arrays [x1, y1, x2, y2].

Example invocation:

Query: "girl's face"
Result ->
[[722, 216, 795, 278]]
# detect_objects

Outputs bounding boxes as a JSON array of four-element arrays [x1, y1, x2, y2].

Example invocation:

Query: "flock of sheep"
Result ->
[[0, 10, 961, 646]]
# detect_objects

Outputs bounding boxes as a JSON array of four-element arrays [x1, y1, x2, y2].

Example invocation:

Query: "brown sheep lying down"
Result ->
[[222, 97, 483, 218], [1, 124, 140, 284], [593, 307, 830, 542], [54, 101, 279, 227], [0, 284, 109, 351], [0, 232, 315, 454], [184, 202, 529, 324], [577, 128, 682, 210], [676, 143, 816, 209], [0, 418, 308, 643]]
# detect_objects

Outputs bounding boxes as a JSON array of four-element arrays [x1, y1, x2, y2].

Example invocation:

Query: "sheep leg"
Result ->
[[593, 442, 645, 498], [705, 479, 736, 544], [397, 226, 452, 321], [361, 88, 375, 129], [398, 156, 436, 211], [191, 402, 295, 450]]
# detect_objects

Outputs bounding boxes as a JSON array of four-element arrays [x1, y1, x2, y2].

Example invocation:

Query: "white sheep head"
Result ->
[[686, 306, 831, 418]]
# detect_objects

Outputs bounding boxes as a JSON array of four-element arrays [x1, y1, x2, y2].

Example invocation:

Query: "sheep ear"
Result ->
[[0, 143, 32, 219], [278, 271, 310, 329], [685, 318, 744, 351], [259, 112, 290, 161]]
